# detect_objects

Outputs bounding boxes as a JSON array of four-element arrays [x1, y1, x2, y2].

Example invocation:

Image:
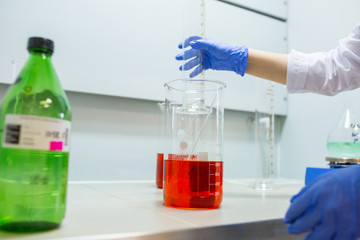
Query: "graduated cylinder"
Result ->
[[163, 79, 225, 209]]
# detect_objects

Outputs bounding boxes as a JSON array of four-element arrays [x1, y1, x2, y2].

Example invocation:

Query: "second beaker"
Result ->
[[163, 79, 225, 209]]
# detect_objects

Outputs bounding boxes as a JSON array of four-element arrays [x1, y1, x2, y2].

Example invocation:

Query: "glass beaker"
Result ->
[[155, 103, 167, 189], [163, 79, 226, 209], [254, 80, 277, 191]]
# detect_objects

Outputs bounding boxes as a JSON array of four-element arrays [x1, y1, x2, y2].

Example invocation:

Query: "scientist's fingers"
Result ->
[[290, 174, 327, 203], [178, 36, 203, 49], [175, 49, 200, 61], [290, 186, 309, 203], [287, 205, 321, 234], [180, 57, 201, 71], [189, 65, 204, 78], [284, 191, 313, 224], [190, 39, 212, 51], [290, 169, 340, 209]]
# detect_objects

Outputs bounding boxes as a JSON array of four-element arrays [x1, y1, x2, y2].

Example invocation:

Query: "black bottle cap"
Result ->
[[27, 37, 54, 53]]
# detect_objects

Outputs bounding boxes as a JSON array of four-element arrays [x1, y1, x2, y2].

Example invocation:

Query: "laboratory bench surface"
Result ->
[[0, 180, 304, 240]]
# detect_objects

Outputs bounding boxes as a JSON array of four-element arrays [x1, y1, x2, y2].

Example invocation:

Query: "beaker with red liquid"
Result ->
[[163, 79, 226, 209], [156, 153, 164, 188], [156, 102, 170, 189]]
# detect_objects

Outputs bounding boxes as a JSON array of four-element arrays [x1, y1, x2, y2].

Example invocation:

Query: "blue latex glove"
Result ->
[[175, 36, 248, 78], [284, 165, 360, 240]]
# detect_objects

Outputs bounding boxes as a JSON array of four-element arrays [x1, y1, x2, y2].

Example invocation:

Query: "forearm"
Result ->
[[245, 49, 288, 85]]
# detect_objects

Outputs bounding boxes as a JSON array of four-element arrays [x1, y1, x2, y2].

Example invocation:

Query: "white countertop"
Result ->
[[0, 179, 304, 240]]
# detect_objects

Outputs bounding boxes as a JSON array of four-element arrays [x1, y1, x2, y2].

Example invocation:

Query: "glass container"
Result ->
[[0, 37, 71, 232], [163, 79, 225, 209], [327, 108, 360, 158]]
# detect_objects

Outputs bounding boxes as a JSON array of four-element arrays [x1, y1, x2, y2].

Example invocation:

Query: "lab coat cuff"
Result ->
[[286, 50, 309, 93]]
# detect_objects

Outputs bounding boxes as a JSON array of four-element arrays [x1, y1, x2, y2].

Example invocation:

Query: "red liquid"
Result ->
[[164, 159, 223, 209], [156, 153, 164, 189]]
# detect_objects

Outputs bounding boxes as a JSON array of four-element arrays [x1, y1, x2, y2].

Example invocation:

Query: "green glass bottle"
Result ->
[[0, 37, 71, 232]]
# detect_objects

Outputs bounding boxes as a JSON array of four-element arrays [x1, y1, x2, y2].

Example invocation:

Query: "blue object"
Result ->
[[284, 165, 360, 239], [175, 36, 248, 78], [305, 167, 335, 185]]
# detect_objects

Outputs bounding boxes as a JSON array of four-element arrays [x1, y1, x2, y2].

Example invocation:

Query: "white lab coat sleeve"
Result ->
[[286, 23, 360, 96]]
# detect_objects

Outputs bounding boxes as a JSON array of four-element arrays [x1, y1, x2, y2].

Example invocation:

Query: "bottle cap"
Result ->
[[27, 37, 54, 53]]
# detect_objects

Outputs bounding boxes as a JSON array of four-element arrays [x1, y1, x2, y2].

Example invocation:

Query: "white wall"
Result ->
[[280, 0, 360, 179], [0, 0, 288, 114], [36, 0, 359, 182], [0, 1, 289, 182]]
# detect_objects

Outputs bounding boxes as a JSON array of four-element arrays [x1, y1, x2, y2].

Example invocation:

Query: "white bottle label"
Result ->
[[2, 114, 71, 152]]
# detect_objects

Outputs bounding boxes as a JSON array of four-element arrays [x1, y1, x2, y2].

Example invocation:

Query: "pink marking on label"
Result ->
[[50, 141, 63, 151]]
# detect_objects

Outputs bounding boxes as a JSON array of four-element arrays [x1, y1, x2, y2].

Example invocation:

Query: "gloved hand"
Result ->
[[284, 165, 360, 240], [175, 36, 249, 78]]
